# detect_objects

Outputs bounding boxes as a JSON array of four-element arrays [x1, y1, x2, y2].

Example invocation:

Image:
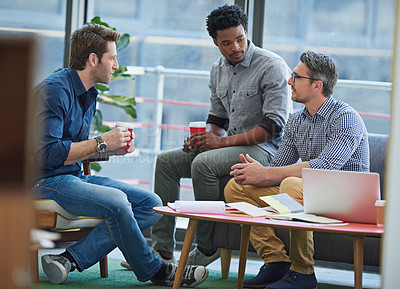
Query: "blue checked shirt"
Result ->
[[270, 96, 369, 172]]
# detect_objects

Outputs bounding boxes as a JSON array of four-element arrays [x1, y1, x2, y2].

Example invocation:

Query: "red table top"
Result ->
[[154, 206, 384, 236]]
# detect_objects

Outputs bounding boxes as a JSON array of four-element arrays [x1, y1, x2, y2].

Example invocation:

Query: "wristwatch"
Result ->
[[95, 136, 108, 153]]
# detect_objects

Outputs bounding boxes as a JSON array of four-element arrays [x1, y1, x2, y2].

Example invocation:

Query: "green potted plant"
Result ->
[[89, 16, 136, 133]]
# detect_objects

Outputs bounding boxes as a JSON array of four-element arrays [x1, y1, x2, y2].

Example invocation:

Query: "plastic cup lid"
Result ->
[[189, 121, 206, 127], [115, 121, 135, 129]]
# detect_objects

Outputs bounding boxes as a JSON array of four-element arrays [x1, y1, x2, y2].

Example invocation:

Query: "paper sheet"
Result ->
[[226, 202, 269, 217], [167, 201, 225, 214]]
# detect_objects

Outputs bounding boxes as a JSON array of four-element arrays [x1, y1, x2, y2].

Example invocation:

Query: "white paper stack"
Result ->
[[167, 201, 225, 214]]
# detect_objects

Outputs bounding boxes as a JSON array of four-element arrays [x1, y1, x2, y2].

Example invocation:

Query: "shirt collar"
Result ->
[[68, 68, 98, 98], [68, 68, 98, 111], [302, 96, 334, 120]]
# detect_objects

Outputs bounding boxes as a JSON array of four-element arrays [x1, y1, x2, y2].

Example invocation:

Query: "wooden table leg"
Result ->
[[353, 235, 364, 289], [173, 218, 198, 289], [237, 224, 251, 289], [220, 248, 232, 279]]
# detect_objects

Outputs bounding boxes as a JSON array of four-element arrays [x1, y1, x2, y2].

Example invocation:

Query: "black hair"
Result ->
[[206, 4, 248, 39]]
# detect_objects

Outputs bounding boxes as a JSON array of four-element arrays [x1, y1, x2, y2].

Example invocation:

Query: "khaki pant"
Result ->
[[224, 177, 314, 274]]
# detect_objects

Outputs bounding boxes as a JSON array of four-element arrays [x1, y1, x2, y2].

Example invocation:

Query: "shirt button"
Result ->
[[233, 90, 236, 93], [234, 128, 237, 131], [232, 109, 235, 112], [234, 72, 237, 75]]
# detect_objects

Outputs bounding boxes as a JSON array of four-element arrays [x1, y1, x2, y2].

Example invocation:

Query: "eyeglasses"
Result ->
[[291, 73, 320, 83]]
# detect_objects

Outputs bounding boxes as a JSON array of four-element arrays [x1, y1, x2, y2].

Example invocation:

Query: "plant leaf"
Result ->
[[111, 75, 135, 82], [90, 162, 102, 172], [89, 16, 115, 30], [114, 66, 128, 74], [99, 94, 136, 105], [97, 98, 136, 119], [95, 83, 110, 92], [117, 34, 130, 52], [98, 124, 112, 133]]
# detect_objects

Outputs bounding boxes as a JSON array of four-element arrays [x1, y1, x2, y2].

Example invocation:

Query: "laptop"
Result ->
[[302, 168, 381, 224]]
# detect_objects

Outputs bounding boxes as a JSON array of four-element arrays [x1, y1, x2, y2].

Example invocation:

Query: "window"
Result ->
[[262, 0, 394, 135], [0, 0, 66, 84]]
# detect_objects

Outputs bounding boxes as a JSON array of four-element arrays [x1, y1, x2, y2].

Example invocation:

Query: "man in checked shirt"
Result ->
[[225, 51, 369, 289]]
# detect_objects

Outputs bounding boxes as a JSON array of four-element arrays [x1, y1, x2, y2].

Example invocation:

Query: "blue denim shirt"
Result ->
[[33, 68, 98, 181], [208, 41, 293, 155]]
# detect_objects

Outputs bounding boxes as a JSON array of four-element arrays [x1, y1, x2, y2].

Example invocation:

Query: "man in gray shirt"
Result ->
[[150, 4, 292, 267]]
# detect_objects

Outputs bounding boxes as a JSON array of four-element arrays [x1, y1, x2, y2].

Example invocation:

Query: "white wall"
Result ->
[[381, 1, 400, 287]]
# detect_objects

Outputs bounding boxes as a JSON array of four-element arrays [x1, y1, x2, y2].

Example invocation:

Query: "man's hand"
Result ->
[[182, 136, 194, 153], [108, 138, 135, 156], [230, 154, 270, 186], [182, 131, 223, 152], [102, 127, 135, 153], [192, 131, 223, 149]]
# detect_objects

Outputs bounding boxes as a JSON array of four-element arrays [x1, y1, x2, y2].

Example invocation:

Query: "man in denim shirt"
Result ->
[[33, 24, 208, 287], [150, 4, 292, 267]]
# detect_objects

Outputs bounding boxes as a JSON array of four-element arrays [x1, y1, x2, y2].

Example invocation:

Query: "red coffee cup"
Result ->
[[189, 121, 206, 135], [189, 121, 206, 146], [115, 121, 135, 149]]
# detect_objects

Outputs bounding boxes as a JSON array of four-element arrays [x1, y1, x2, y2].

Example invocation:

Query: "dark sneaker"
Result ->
[[41, 254, 76, 284], [266, 270, 317, 289], [151, 263, 209, 287], [121, 250, 175, 270], [186, 247, 220, 267], [244, 262, 291, 288]]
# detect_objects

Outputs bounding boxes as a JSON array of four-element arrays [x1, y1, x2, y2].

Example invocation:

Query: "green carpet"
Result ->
[[34, 258, 353, 288]]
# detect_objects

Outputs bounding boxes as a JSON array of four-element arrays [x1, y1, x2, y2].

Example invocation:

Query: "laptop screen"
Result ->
[[302, 168, 380, 224]]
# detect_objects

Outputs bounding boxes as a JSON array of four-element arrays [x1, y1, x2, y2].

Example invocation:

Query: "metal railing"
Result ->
[[125, 65, 392, 151], [110, 65, 391, 187]]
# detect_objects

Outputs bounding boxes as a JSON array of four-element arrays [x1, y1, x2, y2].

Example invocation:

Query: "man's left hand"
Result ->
[[230, 154, 269, 185], [108, 139, 135, 156]]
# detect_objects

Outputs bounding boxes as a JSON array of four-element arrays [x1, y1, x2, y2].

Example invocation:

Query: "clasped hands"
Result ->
[[230, 154, 272, 186]]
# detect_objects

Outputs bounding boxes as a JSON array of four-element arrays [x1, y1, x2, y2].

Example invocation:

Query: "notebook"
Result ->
[[302, 168, 381, 224]]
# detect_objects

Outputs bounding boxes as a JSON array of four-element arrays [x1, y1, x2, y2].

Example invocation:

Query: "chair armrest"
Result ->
[[83, 153, 110, 163], [37, 211, 57, 228], [82, 154, 110, 175]]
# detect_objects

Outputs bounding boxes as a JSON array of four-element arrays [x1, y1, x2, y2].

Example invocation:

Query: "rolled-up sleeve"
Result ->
[[270, 115, 300, 167], [258, 58, 292, 138], [34, 83, 71, 169]]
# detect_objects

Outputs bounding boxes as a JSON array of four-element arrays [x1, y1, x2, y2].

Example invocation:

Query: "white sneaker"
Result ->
[[186, 247, 220, 267], [120, 250, 175, 270], [151, 263, 209, 287], [41, 254, 75, 284]]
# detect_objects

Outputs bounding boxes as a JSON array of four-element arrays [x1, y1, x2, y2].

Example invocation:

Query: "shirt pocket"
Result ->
[[216, 89, 229, 111], [240, 88, 261, 113]]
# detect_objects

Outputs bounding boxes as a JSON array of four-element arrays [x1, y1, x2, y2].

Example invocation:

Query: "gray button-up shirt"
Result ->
[[208, 41, 293, 155]]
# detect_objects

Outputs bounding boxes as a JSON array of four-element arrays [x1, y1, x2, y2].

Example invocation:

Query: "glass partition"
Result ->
[[262, 0, 394, 135], [0, 0, 66, 84]]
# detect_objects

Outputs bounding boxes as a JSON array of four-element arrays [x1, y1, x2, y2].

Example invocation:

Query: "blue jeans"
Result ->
[[33, 174, 163, 282]]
